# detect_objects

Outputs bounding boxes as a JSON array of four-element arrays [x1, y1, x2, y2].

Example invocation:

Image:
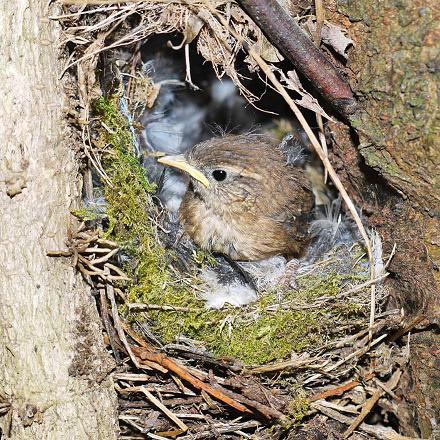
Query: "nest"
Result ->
[[53, 1, 417, 438]]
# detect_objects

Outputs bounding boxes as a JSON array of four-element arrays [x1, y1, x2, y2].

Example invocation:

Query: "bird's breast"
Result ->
[[180, 195, 249, 259], [179, 191, 304, 261]]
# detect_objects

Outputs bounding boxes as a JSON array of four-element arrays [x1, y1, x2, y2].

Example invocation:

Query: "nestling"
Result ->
[[158, 134, 314, 261]]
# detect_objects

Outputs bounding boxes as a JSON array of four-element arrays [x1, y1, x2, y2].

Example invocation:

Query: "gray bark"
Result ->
[[0, 1, 118, 438]]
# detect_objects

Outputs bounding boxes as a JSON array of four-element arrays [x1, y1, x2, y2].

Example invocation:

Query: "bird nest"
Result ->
[[55, 1, 414, 438]]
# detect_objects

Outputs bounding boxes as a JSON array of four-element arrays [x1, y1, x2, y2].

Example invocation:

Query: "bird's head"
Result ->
[[157, 134, 286, 208]]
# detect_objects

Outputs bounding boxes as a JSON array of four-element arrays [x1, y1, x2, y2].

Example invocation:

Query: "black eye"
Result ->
[[212, 170, 227, 182]]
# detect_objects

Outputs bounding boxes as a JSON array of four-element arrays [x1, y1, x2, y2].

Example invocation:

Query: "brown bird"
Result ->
[[158, 134, 314, 261]]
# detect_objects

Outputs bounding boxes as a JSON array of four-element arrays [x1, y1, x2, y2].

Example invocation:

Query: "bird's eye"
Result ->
[[212, 169, 227, 182]]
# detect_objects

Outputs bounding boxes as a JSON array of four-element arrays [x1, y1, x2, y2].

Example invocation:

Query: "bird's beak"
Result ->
[[157, 154, 210, 188]]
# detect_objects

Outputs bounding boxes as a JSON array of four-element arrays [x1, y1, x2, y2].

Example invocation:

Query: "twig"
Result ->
[[236, 0, 356, 115], [314, 0, 325, 46], [131, 346, 252, 415], [184, 43, 200, 90], [310, 372, 375, 402], [344, 388, 382, 438], [147, 434, 170, 440], [209, 382, 288, 421], [339, 273, 389, 297], [125, 385, 189, 432], [177, 421, 261, 440], [99, 284, 122, 363], [314, 399, 359, 415], [127, 303, 191, 312], [247, 356, 322, 374], [106, 280, 142, 369], [343, 369, 401, 438]]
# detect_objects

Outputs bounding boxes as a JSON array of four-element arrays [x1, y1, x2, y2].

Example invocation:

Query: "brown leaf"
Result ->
[[184, 14, 205, 44], [306, 19, 354, 59], [275, 67, 333, 119]]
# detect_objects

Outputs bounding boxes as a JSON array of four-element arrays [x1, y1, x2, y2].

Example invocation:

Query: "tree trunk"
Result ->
[[328, 0, 439, 436], [0, 2, 118, 438]]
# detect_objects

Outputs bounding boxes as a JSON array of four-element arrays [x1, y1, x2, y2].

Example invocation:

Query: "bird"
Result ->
[[158, 133, 315, 261]]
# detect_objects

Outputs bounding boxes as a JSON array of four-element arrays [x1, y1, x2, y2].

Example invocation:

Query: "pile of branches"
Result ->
[[51, 1, 425, 438], [60, 225, 414, 439]]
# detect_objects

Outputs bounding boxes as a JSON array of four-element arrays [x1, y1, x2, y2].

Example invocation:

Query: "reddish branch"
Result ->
[[131, 346, 252, 415], [237, 0, 357, 116], [310, 372, 375, 402]]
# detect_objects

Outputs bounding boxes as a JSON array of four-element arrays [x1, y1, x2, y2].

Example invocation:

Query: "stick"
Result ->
[[343, 369, 401, 438], [124, 385, 189, 432], [106, 280, 142, 369], [131, 347, 252, 414], [310, 372, 375, 402], [99, 285, 122, 363], [236, 0, 356, 115], [314, 0, 325, 46]]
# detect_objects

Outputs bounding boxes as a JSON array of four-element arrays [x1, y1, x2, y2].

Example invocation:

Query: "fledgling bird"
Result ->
[[158, 134, 315, 261]]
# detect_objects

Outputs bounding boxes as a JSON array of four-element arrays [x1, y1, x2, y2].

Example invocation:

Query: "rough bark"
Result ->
[[0, 2, 118, 438], [325, 0, 439, 437]]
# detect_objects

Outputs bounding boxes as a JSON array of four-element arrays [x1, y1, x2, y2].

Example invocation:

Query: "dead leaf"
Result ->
[[259, 34, 284, 63], [185, 14, 205, 44], [275, 67, 333, 120], [306, 19, 354, 59]]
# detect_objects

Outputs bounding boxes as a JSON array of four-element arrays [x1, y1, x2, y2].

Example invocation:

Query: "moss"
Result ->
[[131, 270, 366, 366], [192, 249, 218, 268], [286, 390, 311, 427], [93, 96, 172, 300], [92, 95, 368, 367], [71, 208, 102, 222], [204, 273, 365, 365]]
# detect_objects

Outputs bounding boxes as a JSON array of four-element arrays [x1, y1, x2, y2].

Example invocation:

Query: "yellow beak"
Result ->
[[157, 154, 210, 188]]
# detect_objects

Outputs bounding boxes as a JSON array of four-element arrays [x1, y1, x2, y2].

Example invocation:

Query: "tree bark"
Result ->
[[0, 2, 118, 438], [326, 0, 439, 436]]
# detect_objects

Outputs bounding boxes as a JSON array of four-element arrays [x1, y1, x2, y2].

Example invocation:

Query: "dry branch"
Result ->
[[237, 0, 356, 115]]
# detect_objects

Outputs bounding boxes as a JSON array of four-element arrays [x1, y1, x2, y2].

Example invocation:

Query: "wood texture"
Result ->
[[325, 0, 439, 436], [0, 2, 118, 438]]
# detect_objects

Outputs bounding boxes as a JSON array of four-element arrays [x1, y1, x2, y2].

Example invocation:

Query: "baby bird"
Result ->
[[158, 134, 314, 261]]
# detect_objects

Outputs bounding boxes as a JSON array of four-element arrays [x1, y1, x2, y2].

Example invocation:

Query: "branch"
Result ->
[[237, 0, 356, 116]]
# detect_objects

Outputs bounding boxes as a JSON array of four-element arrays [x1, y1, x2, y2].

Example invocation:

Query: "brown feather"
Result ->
[[179, 135, 314, 261]]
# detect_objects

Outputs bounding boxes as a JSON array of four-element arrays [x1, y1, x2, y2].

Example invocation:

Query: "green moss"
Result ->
[[92, 96, 368, 367], [203, 273, 365, 365], [93, 96, 171, 299], [192, 249, 218, 268], [286, 390, 311, 427], [71, 208, 102, 222]]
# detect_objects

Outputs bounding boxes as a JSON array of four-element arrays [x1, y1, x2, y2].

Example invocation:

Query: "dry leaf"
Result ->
[[260, 34, 284, 62], [306, 19, 354, 59], [185, 14, 205, 44], [275, 67, 333, 120]]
